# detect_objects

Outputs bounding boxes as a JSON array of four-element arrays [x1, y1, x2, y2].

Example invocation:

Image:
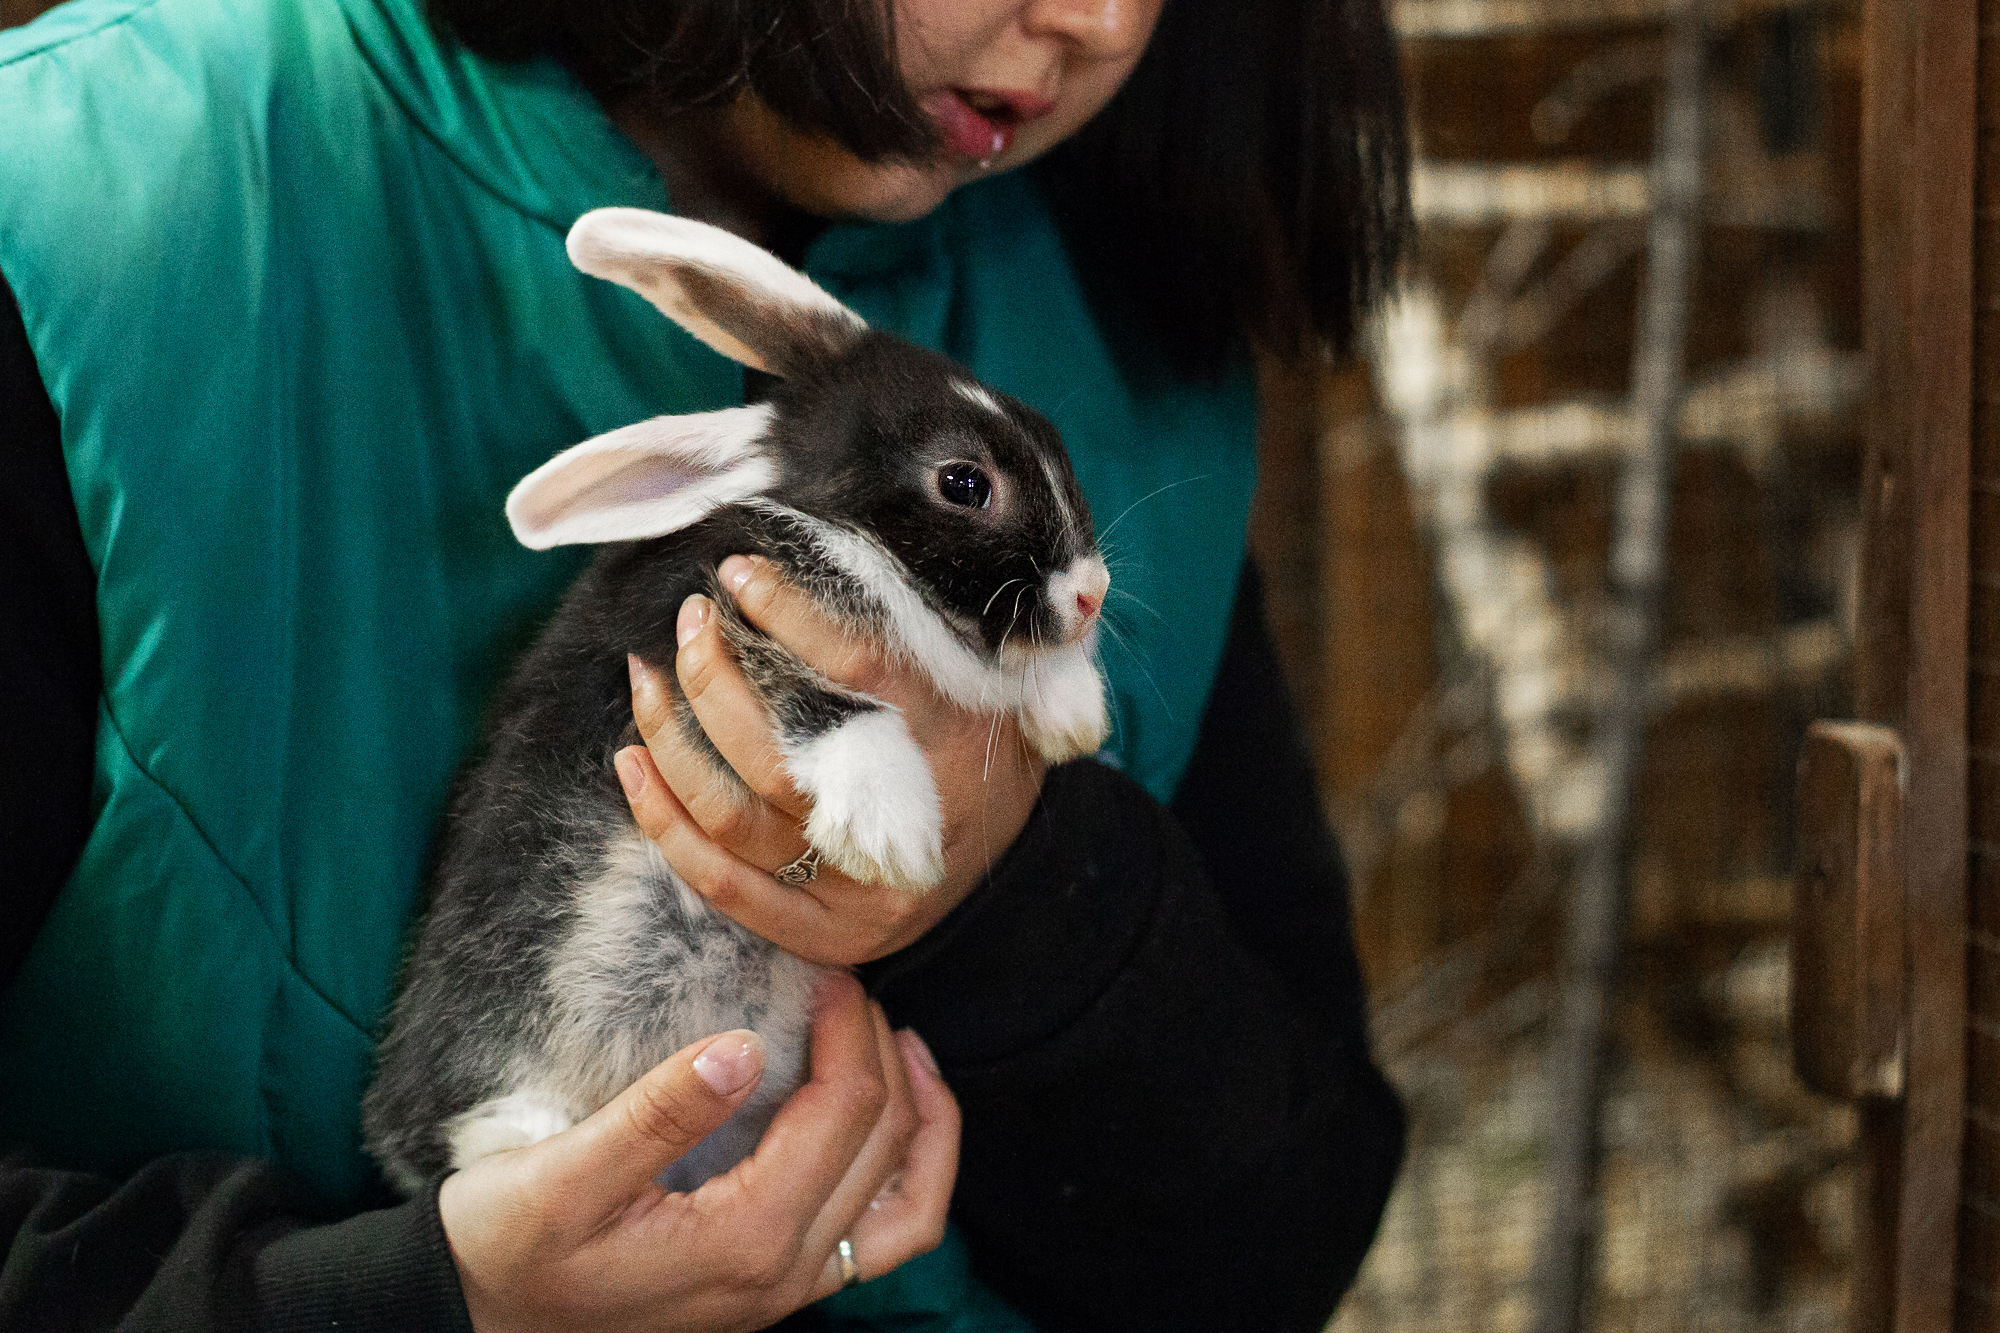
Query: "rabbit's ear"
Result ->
[[507, 404, 777, 549], [567, 208, 865, 378]]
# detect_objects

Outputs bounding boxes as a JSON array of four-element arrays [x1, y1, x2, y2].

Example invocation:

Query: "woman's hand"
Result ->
[[437, 974, 957, 1333], [617, 553, 1046, 965]]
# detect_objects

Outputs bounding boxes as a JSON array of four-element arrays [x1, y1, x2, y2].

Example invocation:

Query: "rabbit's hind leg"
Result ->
[[444, 1090, 577, 1170]]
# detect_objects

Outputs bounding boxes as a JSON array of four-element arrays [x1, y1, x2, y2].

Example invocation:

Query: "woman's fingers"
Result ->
[[890, 1027, 960, 1229], [628, 651, 809, 869], [728, 975, 891, 1228], [710, 980, 955, 1303], [436, 1027, 772, 1329], [634, 624, 808, 825], [801, 1002, 920, 1257], [621, 555, 1037, 959], [543, 1029, 768, 1211], [720, 555, 895, 701], [618, 743, 956, 966], [869, 1030, 959, 1250], [813, 1026, 960, 1297], [434, 980, 958, 1331], [630, 558, 911, 858]]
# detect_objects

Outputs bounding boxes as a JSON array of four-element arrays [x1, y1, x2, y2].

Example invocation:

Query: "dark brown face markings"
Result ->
[[753, 331, 1098, 660]]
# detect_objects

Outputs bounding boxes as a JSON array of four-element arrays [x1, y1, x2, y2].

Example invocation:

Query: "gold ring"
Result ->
[[837, 1236, 861, 1288], [776, 847, 821, 886]]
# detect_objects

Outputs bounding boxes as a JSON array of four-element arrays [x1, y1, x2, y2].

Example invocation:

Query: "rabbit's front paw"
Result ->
[[785, 709, 944, 893], [1019, 642, 1110, 763]]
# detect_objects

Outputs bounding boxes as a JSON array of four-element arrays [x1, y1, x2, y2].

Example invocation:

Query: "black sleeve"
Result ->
[[0, 268, 98, 989], [859, 565, 1404, 1333], [0, 1152, 473, 1332], [0, 272, 477, 1333]]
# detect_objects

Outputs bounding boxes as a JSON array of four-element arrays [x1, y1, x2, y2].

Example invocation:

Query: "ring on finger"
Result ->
[[869, 1171, 905, 1210], [776, 847, 821, 886], [838, 1236, 861, 1289]]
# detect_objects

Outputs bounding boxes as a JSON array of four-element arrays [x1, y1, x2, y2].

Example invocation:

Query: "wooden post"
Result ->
[[1827, 0, 1978, 1325]]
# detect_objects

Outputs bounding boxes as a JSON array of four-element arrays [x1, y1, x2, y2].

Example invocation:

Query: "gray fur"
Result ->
[[361, 210, 1107, 1195]]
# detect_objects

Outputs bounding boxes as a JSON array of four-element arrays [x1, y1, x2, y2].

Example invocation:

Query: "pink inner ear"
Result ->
[[554, 455, 705, 521], [513, 448, 703, 535], [508, 403, 777, 548]]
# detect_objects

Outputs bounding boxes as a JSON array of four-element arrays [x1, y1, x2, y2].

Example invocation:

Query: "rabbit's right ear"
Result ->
[[506, 404, 777, 550], [568, 208, 865, 379]]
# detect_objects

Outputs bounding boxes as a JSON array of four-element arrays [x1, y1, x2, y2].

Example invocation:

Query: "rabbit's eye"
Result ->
[[936, 463, 993, 510]]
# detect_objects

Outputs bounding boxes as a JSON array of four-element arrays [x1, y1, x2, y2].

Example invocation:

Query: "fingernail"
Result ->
[[719, 554, 756, 594], [614, 746, 644, 802], [693, 1031, 765, 1096], [628, 652, 656, 692], [676, 594, 711, 648], [898, 1028, 942, 1082]]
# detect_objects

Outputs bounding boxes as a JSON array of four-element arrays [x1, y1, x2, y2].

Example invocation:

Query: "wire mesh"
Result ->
[[1244, 2, 1870, 1327]]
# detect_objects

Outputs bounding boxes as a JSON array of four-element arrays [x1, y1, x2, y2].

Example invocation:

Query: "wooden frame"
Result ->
[[1852, 0, 1975, 1326]]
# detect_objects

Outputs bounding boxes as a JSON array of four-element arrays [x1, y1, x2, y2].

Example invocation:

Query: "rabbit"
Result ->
[[361, 207, 1111, 1196]]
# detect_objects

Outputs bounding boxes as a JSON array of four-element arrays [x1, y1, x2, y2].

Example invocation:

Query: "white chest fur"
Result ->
[[438, 828, 825, 1190]]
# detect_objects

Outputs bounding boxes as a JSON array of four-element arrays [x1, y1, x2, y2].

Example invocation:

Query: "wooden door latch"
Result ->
[[1791, 720, 1908, 1100]]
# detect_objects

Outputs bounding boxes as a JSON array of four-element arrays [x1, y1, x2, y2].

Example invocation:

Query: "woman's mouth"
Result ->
[[926, 89, 1057, 163]]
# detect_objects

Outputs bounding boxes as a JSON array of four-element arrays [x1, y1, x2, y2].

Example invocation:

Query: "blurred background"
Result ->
[[1253, 0, 1860, 1326]]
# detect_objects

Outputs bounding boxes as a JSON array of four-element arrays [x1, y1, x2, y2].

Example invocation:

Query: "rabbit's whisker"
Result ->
[[1106, 586, 1167, 625], [988, 585, 1034, 784], [983, 578, 1026, 618], [1095, 474, 1210, 546], [1098, 614, 1175, 717], [983, 708, 1003, 785]]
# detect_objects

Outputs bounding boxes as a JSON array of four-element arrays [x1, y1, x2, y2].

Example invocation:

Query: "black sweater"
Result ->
[[0, 274, 1403, 1333]]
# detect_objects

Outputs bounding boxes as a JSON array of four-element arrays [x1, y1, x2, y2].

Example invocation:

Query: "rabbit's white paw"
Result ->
[[1019, 642, 1110, 764], [786, 710, 944, 893], [446, 1090, 575, 1169]]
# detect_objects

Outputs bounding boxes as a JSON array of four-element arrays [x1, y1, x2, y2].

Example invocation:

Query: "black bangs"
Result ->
[[423, 0, 940, 163], [1034, 0, 1412, 380]]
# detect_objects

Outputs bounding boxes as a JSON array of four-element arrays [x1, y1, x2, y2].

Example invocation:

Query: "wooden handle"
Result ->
[[1791, 720, 1907, 1100]]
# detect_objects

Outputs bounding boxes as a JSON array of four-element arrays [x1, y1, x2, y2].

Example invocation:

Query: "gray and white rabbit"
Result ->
[[362, 208, 1111, 1195]]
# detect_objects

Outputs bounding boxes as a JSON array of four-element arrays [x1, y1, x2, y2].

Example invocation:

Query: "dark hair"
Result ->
[[426, 0, 1409, 378], [1037, 0, 1411, 378], [427, 0, 941, 161]]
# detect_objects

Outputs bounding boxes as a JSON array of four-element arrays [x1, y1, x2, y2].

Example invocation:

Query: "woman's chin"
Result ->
[[787, 157, 981, 226], [730, 103, 991, 226]]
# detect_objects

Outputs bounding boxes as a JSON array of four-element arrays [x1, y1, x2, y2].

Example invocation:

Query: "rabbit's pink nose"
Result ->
[[1053, 555, 1110, 643]]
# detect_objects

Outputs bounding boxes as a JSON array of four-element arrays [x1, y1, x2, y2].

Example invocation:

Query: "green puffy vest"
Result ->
[[0, 0, 1256, 1312]]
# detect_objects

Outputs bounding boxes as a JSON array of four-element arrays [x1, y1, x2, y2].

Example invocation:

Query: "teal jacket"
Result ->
[[0, 0, 1260, 1326]]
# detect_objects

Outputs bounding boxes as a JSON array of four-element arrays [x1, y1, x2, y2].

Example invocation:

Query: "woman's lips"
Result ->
[[926, 89, 1058, 162]]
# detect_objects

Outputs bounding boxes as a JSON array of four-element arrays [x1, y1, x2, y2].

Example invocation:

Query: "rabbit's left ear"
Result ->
[[506, 404, 776, 549], [568, 208, 866, 378]]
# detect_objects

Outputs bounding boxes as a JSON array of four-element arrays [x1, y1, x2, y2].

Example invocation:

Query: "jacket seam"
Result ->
[[93, 698, 373, 1036], [0, 0, 169, 71], [332, 7, 650, 235]]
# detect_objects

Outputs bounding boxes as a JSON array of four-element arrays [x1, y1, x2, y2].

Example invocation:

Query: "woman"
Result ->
[[0, 0, 1410, 1329]]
